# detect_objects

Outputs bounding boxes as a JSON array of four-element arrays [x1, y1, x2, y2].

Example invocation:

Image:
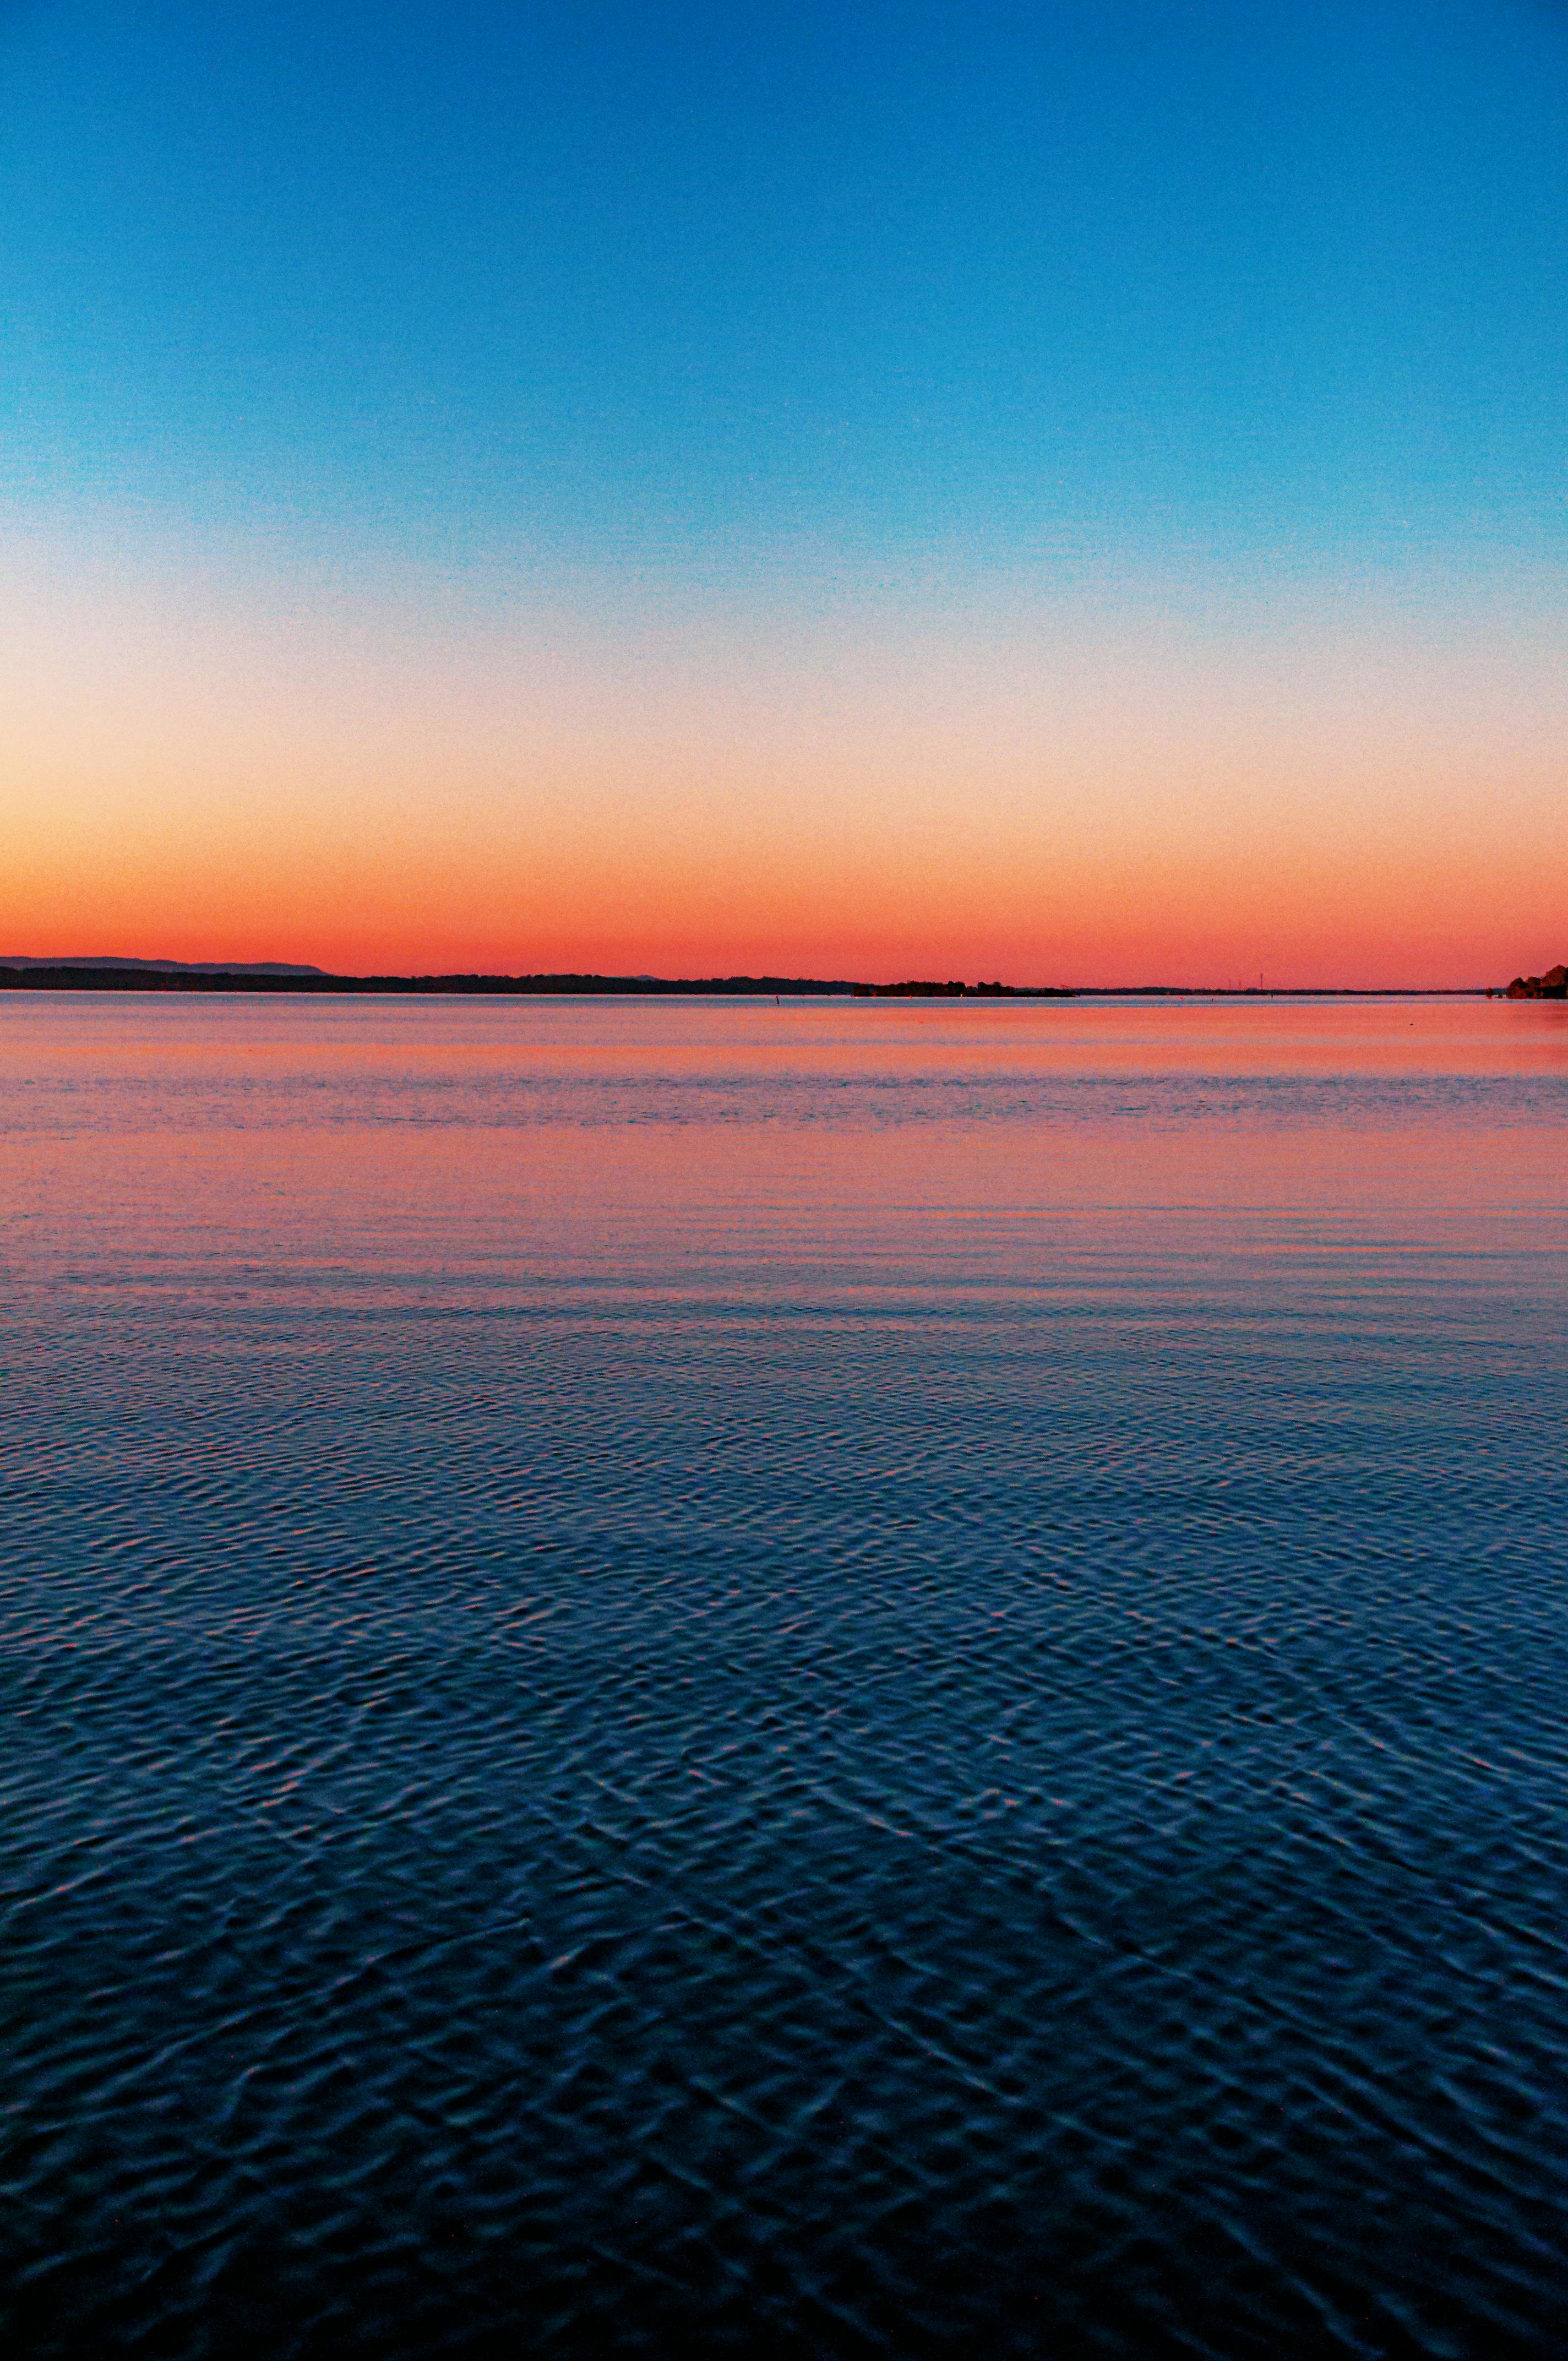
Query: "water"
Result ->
[[2, 993, 1566, 2358]]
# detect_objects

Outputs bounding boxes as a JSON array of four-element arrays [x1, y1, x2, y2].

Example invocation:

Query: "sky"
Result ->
[[2, 0, 1565, 984]]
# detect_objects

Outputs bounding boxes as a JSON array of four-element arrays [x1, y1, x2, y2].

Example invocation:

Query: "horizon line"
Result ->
[[0, 957, 1517, 999]]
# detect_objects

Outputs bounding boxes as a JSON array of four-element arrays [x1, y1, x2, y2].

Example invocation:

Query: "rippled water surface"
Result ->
[[4, 993, 1567, 2358]]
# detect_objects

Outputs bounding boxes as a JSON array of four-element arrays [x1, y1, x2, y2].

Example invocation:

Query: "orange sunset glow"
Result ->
[[6, 528, 1564, 986]]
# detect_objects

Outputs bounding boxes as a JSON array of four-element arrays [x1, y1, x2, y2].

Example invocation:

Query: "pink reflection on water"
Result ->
[[1, 995, 1565, 1301]]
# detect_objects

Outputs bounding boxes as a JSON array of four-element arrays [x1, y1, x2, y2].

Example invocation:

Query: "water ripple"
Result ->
[[1, 999, 1566, 2355]]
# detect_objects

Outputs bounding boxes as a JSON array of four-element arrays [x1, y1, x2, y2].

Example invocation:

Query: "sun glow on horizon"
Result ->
[[4, 521, 1564, 989]]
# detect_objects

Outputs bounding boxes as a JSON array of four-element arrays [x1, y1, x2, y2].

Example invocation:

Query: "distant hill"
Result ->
[[0, 955, 326, 975], [0, 964, 1086, 998], [0, 965, 863, 997]]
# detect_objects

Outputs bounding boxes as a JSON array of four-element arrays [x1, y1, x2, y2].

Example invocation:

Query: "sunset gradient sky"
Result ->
[[4, 0, 1565, 984]]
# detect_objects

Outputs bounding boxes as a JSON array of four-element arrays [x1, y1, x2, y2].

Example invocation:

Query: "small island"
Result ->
[[1504, 964, 1568, 999]]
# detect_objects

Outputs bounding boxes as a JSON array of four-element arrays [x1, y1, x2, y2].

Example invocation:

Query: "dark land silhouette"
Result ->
[[0, 964, 1073, 998], [0, 962, 1510, 999], [1505, 963, 1568, 999]]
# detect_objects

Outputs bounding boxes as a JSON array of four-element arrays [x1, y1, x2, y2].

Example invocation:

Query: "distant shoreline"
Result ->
[[0, 963, 1500, 999]]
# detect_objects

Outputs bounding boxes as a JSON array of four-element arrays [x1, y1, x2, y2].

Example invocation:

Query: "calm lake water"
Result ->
[[3, 993, 1567, 2358]]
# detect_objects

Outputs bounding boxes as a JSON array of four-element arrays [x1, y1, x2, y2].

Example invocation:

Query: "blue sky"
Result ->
[[6, 0, 1565, 574]]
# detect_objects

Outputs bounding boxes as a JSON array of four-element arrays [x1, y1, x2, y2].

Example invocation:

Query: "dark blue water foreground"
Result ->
[[3, 995, 1567, 2358]]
